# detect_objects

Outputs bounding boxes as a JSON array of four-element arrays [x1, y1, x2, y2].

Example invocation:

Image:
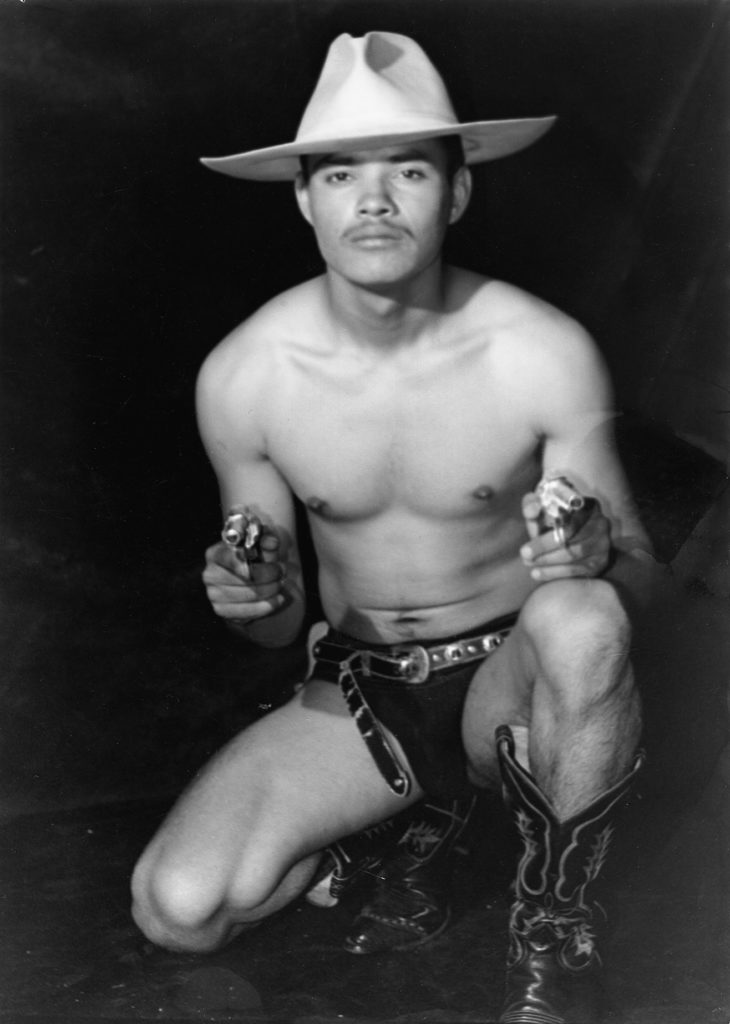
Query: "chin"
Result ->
[[339, 257, 433, 291]]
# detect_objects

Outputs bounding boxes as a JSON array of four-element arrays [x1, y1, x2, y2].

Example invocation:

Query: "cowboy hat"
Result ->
[[200, 31, 556, 181]]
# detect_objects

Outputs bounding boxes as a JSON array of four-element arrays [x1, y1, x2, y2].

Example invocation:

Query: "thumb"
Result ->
[[522, 492, 541, 539], [233, 552, 252, 580], [259, 529, 281, 564]]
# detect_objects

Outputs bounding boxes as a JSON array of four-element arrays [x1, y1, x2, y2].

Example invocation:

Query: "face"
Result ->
[[294, 139, 471, 292]]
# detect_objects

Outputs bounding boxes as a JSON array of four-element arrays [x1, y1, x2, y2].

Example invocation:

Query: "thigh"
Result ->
[[144, 678, 423, 887]]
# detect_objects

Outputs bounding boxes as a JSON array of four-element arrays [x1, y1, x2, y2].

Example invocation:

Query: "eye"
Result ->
[[398, 167, 427, 180], [324, 170, 353, 184]]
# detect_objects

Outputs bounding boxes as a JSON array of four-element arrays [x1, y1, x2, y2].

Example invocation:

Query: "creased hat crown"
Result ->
[[297, 32, 459, 143]]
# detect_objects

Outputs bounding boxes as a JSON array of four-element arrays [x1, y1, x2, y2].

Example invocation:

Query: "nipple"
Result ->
[[473, 485, 494, 502], [306, 496, 329, 515]]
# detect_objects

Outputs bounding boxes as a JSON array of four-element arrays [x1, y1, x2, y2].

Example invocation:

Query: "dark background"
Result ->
[[1, 0, 728, 815]]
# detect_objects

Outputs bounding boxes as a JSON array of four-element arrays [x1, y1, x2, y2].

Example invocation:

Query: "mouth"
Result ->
[[347, 228, 405, 246]]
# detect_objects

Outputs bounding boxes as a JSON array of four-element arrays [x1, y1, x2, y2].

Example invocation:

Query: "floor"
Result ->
[[1, 487, 729, 1024]]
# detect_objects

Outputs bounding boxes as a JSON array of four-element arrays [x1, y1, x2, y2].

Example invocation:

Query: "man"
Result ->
[[132, 32, 659, 1023]]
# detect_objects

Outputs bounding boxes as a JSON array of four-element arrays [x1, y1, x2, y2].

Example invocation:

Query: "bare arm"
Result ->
[[516, 313, 665, 608], [196, 331, 306, 647]]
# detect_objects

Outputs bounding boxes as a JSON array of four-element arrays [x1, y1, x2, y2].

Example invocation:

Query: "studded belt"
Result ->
[[311, 618, 516, 799], [313, 627, 512, 685]]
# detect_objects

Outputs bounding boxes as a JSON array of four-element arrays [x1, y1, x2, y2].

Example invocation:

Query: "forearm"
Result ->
[[606, 543, 673, 616]]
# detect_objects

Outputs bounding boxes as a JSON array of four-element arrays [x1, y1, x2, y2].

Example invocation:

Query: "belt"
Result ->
[[312, 624, 514, 800], [312, 627, 512, 685]]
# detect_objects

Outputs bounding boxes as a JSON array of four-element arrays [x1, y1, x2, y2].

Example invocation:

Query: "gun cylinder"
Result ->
[[548, 478, 585, 511]]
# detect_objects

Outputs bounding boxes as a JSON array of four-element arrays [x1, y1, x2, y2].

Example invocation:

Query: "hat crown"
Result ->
[[296, 32, 459, 146]]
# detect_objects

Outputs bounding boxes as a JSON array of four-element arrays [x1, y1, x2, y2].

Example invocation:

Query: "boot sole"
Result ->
[[343, 910, 452, 955]]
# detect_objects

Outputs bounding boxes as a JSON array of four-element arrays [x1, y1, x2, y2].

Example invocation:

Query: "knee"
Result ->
[[520, 579, 631, 680], [131, 854, 222, 952], [131, 842, 285, 953]]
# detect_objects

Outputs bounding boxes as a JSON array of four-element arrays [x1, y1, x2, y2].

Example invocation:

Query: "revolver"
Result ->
[[221, 507, 264, 563], [535, 475, 590, 547]]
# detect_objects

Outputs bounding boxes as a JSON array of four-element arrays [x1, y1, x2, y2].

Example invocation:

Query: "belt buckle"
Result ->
[[391, 645, 430, 683]]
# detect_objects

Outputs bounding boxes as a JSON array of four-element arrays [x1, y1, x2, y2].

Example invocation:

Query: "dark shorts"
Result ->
[[309, 612, 518, 801]]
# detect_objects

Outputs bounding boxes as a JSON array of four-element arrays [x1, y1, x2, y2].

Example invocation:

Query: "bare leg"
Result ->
[[462, 578, 643, 1023], [131, 679, 422, 953], [463, 578, 641, 818]]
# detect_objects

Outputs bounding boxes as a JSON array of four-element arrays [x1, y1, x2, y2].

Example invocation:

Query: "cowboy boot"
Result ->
[[496, 725, 643, 1024], [343, 794, 477, 954], [305, 816, 399, 908]]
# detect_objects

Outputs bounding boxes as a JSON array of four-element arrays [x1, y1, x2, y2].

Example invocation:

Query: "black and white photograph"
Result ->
[[1, 2, 728, 1022]]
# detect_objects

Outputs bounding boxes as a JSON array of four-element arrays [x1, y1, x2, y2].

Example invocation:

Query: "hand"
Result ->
[[202, 529, 287, 624], [520, 492, 613, 582]]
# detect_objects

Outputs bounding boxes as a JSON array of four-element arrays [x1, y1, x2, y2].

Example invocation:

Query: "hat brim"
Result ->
[[200, 116, 556, 181]]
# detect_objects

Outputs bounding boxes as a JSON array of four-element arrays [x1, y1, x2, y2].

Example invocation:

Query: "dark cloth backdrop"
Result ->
[[1, 0, 727, 813]]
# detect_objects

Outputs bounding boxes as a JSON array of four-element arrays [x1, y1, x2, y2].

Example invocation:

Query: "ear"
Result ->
[[448, 166, 472, 225], [294, 172, 313, 226]]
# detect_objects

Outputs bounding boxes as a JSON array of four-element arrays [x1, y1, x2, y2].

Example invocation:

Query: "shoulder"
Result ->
[[196, 277, 324, 405], [451, 274, 614, 431], [463, 275, 605, 384], [456, 273, 590, 348], [195, 278, 326, 459]]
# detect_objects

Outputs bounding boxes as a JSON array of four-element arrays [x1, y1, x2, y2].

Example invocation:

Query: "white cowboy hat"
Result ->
[[200, 31, 556, 181]]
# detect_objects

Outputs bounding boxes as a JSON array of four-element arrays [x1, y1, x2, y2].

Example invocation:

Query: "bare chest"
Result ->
[[265, 353, 539, 521]]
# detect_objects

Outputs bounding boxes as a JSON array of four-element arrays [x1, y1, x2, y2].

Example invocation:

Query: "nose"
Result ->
[[357, 173, 396, 218]]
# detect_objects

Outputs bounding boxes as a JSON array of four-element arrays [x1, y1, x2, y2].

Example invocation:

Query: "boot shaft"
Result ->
[[497, 725, 643, 912], [306, 794, 475, 910], [496, 725, 644, 1023], [396, 795, 477, 866]]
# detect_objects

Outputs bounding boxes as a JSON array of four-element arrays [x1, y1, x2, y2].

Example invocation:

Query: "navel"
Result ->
[[472, 484, 494, 502]]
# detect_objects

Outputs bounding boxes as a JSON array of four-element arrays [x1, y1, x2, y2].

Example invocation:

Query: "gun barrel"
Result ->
[[221, 509, 263, 560], [538, 476, 585, 514], [222, 526, 244, 547]]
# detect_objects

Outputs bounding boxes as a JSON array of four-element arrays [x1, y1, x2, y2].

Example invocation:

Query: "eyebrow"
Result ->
[[309, 148, 434, 173]]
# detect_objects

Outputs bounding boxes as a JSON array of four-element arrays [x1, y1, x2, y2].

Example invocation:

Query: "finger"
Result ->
[[204, 542, 255, 579], [527, 538, 611, 567], [520, 530, 563, 564], [556, 517, 610, 555], [231, 554, 253, 581], [205, 540, 242, 569], [207, 578, 283, 604], [205, 542, 223, 563], [213, 595, 286, 621], [230, 549, 280, 582], [522, 507, 609, 562], [529, 558, 605, 582], [202, 560, 283, 594], [521, 492, 542, 540], [248, 561, 285, 585], [202, 562, 249, 588], [522, 491, 540, 517]]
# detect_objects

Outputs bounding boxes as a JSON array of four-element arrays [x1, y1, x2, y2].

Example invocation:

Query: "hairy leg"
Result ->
[[131, 679, 422, 952], [463, 579, 641, 819]]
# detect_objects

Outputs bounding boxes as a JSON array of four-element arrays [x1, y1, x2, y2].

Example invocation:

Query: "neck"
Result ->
[[323, 261, 450, 352]]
